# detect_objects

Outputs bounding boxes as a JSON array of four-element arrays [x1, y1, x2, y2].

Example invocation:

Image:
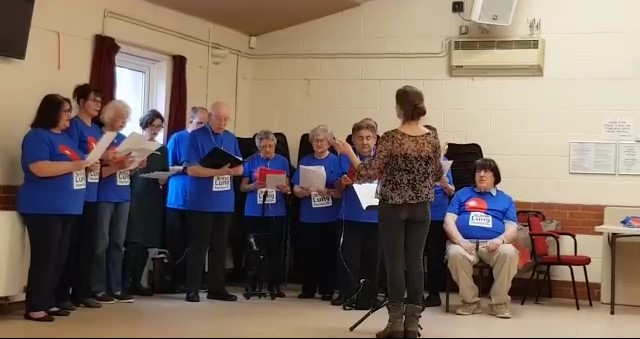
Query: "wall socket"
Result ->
[[452, 1, 464, 13]]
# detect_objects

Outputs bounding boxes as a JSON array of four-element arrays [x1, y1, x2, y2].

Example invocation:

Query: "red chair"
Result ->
[[520, 214, 593, 310]]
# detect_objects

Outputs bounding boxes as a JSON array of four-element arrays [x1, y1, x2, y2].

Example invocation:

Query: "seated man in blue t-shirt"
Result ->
[[444, 158, 519, 319]]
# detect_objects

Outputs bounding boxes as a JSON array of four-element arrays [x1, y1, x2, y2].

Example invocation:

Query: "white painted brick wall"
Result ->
[[247, 0, 640, 207]]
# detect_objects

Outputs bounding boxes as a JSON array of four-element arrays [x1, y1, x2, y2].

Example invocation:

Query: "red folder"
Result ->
[[347, 165, 355, 179], [257, 167, 286, 183]]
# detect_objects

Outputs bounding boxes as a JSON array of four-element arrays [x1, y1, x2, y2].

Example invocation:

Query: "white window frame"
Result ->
[[114, 44, 171, 141]]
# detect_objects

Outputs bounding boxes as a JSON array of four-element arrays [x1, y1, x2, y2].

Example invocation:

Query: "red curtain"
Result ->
[[89, 35, 120, 104], [167, 55, 188, 140]]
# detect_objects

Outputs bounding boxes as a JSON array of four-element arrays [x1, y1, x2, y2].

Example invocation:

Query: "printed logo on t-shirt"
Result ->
[[73, 170, 86, 190], [257, 188, 276, 204], [87, 136, 98, 152], [311, 193, 332, 208], [469, 212, 492, 228], [212, 175, 231, 191], [116, 170, 130, 186], [58, 145, 81, 161], [87, 164, 100, 183], [465, 197, 488, 212]]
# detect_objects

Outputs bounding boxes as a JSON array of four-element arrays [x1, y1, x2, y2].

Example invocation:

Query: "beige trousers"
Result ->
[[446, 243, 519, 305]]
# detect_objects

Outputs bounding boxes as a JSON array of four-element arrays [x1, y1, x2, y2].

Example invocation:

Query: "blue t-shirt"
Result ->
[[292, 153, 341, 224], [243, 153, 290, 217], [166, 129, 190, 210], [97, 132, 131, 203], [447, 186, 517, 240], [17, 128, 86, 215], [64, 116, 103, 202], [430, 157, 454, 221], [185, 126, 241, 213], [335, 153, 377, 224]]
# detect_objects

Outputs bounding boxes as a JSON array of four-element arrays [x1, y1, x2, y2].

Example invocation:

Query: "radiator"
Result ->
[[0, 211, 29, 298]]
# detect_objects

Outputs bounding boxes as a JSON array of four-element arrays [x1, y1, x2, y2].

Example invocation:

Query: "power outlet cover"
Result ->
[[452, 1, 465, 13]]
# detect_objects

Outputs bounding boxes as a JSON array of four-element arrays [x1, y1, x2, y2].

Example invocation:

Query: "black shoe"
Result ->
[[57, 300, 77, 311], [185, 291, 200, 302], [76, 298, 102, 309], [131, 286, 154, 297], [298, 292, 315, 299], [321, 294, 333, 301], [94, 293, 116, 304], [423, 294, 442, 307], [331, 297, 345, 306], [113, 293, 135, 303], [207, 292, 238, 302], [47, 309, 71, 317], [24, 313, 55, 322]]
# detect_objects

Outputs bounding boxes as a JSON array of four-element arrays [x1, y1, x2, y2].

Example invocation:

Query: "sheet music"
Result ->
[[265, 173, 287, 189], [299, 165, 326, 189], [85, 132, 117, 163], [352, 182, 379, 210], [441, 160, 453, 175]]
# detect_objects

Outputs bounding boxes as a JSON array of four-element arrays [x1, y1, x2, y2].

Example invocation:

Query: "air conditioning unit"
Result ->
[[450, 38, 545, 77]]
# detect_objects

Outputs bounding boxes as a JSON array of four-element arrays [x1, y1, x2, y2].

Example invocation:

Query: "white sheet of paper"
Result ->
[[140, 171, 173, 180], [299, 165, 327, 190], [85, 132, 117, 164], [265, 173, 287, 189], [352, 182, 379, 210], [441, 160, 453, 175], [116, 133, 162, 156]]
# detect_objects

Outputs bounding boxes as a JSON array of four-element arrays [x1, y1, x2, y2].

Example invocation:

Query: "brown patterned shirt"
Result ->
[[355, 129, 443, 205]]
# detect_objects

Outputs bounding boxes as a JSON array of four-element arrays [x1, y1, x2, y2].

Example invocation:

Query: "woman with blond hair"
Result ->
[[91, 100, 144, 304]]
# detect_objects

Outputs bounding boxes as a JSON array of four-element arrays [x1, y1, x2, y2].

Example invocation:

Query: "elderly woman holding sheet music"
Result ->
[[239, 129, 290, 297], [292, 125, 342, 301], [92, 100, 146, 304], [124, 109, 168, 297], [331, 119, 382, 310]]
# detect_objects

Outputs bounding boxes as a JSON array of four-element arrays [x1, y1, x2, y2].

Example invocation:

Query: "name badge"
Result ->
[[73, 170, 86, 190], [87, 165, 100, 183], [311, 192, 332, 208], [257, 188, 276, 204], [212, 175, 231, 191], [116, 170, 130, 186], [469, 212, 492, 228]]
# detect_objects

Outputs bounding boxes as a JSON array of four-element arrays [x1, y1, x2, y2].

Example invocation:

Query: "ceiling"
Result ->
[[144, 0, 367, 36]]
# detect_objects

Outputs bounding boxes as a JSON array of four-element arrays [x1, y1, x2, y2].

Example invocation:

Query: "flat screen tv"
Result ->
[[0, 0, 36, 60]]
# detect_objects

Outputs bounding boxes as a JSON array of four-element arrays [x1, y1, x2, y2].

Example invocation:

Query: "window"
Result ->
[[114, 45, 169, 142]]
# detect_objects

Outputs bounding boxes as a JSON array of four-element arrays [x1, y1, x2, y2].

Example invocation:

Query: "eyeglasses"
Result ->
[[149, 124, 164, 130], [61, 108, 73, 116]]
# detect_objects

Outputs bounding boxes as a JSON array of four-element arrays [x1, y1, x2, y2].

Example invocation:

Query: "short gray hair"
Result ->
[[309, 124, 334, 142], [100, 100, 130, 126], [255, 129, 277, 147]]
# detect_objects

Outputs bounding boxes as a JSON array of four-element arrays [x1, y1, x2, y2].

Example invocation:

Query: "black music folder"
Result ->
[[200, 147, 244, 169]]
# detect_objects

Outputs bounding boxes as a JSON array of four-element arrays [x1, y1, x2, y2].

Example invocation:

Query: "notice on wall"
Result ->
[[617, 142, 640, 175], [602, 116, 634, 141], [569, 141, 617, 175]]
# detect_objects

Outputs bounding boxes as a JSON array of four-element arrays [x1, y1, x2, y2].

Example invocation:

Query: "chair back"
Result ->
[[517, 210, 546, 225], [527, 214, 549, 257]]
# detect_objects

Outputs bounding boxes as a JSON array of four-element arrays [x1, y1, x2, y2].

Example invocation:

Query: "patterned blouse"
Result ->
[[355, 129, 443, 205]]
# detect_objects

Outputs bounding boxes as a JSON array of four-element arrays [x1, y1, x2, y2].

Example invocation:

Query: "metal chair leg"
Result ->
[[546, 265, 552, 298], [521, 264, 537, 305], [534, 268, 542, 303], [569, 266, 580, 310], [583, 266, 593, 307]]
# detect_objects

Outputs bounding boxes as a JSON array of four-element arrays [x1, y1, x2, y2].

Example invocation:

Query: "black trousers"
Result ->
[[337, 220, 381, 303], [245, 216, 286, 287], [22, 214, 75, 313], [378, 201, 430, 305], [165, 208, 189, 289], [122, 242, 148, 293], [185, 211, 232, 294], [300, 222, 338, 296], [55, 202, 98, 303], [425, 220, 447, 295]]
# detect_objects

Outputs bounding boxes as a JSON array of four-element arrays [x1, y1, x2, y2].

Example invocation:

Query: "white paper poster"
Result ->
[[617, 142, 640, 175], [569, 141, 617, 175], [602, 116, 634, 140]]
